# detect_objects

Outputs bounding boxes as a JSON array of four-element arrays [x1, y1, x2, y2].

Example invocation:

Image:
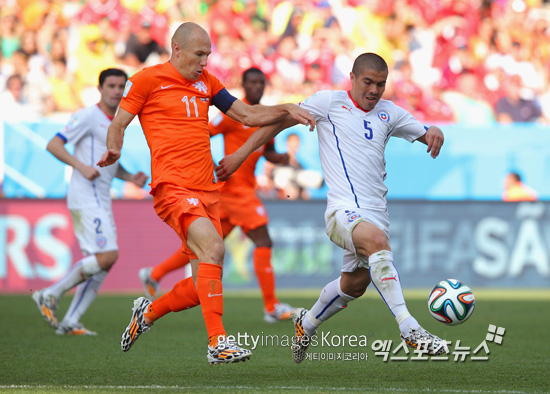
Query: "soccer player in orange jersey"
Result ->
[[138, 67, 295, 323], [97, 22, 315, 365]]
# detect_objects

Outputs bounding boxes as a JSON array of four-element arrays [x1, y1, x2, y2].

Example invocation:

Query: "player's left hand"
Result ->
[[131, 171, 149, 188], [97, 149, 120, 167], [216, 153, 244, 181], [425, 127, 444, 159]]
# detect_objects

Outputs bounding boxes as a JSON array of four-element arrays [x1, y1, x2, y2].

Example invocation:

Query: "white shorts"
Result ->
[[70, 207, 118, 255], [324, 206, 390, 273]]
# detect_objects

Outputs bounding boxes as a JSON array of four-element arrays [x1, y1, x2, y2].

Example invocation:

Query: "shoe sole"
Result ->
[[32, 291, 58, 328]]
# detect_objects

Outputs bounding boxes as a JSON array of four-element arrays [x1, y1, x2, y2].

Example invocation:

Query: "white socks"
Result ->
[[45, 255, 102, 299], [304, 277, 356, 336], [61, 270, 107, 326], [368, 250, 419, 336]]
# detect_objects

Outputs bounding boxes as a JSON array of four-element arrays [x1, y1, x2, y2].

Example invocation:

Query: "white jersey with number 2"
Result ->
[[299, 90, 427, 211], [58, 104, 120, 210]]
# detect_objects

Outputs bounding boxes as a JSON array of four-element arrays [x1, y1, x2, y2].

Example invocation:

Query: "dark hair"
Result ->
[[351, 53, 388, 76], [509, 172, 522, 182], [98, 68, 128, 86], [242, 67, 265, 84]]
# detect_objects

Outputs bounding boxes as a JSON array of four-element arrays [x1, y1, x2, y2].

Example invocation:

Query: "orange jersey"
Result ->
[[121, 62, 226, 191], [209, 102, 272, 195]]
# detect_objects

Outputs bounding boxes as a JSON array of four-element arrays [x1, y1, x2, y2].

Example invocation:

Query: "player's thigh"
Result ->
[[352, 221, 391, 257], [70, 207, 118, 255], [186, 216, 225, 265], [325, 207, 389, 252]]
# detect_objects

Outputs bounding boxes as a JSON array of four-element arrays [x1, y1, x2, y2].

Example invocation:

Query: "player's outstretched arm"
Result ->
[[47, 135, 100, 180], [216, 116, 299, 181], [225, 100, 316, 131], [415, 126, 444, 159], [97, 108, 136, 167]]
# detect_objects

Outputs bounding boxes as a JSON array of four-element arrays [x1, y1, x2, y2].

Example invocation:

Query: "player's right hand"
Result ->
[[80, 165, 100, 181], [97, 149, 121, 167], [215, 153, 244, 181]]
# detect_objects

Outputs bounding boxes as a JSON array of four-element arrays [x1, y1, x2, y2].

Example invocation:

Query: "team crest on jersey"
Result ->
[[345, 210, 361, 222], [192, 81, 208, 93], [123, 80, 133, 97], [96, 235, 107, 248], [187, 198, 199, 206], [377, 110, 390, 122], [256, 206, 266, 216]]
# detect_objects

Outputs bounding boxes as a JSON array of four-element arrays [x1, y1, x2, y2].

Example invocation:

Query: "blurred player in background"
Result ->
[[216, 52, 446, 362], [502, 171, 538, 201], [97, 22, 315, 365], [32, 68, 148, 336], [138, 67, 295, 323]]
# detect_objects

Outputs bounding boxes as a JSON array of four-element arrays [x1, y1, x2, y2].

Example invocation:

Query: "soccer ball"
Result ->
[[428, 279, 475, 326]]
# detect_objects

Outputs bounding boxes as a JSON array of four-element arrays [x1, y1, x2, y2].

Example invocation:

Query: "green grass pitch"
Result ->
[[1, 289, 548, 394]]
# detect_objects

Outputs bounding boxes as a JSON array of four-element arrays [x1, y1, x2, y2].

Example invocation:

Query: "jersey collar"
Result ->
[[96, 104, 114, 121], [347, 91, 372, 114]]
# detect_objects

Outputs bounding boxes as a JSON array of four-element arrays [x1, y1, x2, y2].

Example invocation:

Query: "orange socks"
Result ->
[[144, 277, 200, 322], [254, 247, 278, 312], [196, 262, 226, 341], [151, 251, 190, 282]]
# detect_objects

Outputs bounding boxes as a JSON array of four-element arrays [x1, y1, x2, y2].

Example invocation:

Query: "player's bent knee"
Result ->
[[96, 250, 118, 270], [196, 241, 225, 265]]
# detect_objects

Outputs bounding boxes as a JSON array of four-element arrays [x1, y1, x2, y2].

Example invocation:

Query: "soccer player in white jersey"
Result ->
[[32, 68, 148, 335], [215, 53, 446, 361]]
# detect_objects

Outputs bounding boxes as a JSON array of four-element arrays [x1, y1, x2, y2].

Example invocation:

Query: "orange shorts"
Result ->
[[152, 183, 222, 258], [219, 191, 269, 235]]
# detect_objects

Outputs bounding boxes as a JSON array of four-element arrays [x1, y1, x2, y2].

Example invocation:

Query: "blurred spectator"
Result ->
[[495, 75, 542, 123], [74, 24, 117, 105], [76, 0, 130, 36], [1, 0, 549, 131], [271, 133, 323, 200], [424, 81, 456, 123], [123, 21, 167, 69], [9, 48, 53, 116], [19, 29, 47, 74], [502, 171, 538, 201], [208, 0, 255, 43], [127, 0, 170, 48], [0, 74, 40, 120], [1, 12, 21, 60], [47, 58, 82, 113], [441, 72, 496, 125]]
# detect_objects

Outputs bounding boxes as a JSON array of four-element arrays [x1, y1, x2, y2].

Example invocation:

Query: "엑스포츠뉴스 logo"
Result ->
[[377, 110, 390, 122]]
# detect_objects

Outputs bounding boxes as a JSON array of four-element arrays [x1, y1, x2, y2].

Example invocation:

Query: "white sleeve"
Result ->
[[390, 104, 427, 142], [298, 90, 332, 123], [58, 109, 90, 145]]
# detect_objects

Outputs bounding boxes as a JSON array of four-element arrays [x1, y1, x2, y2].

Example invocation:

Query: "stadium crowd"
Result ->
[[1, 0, 550, 124]]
